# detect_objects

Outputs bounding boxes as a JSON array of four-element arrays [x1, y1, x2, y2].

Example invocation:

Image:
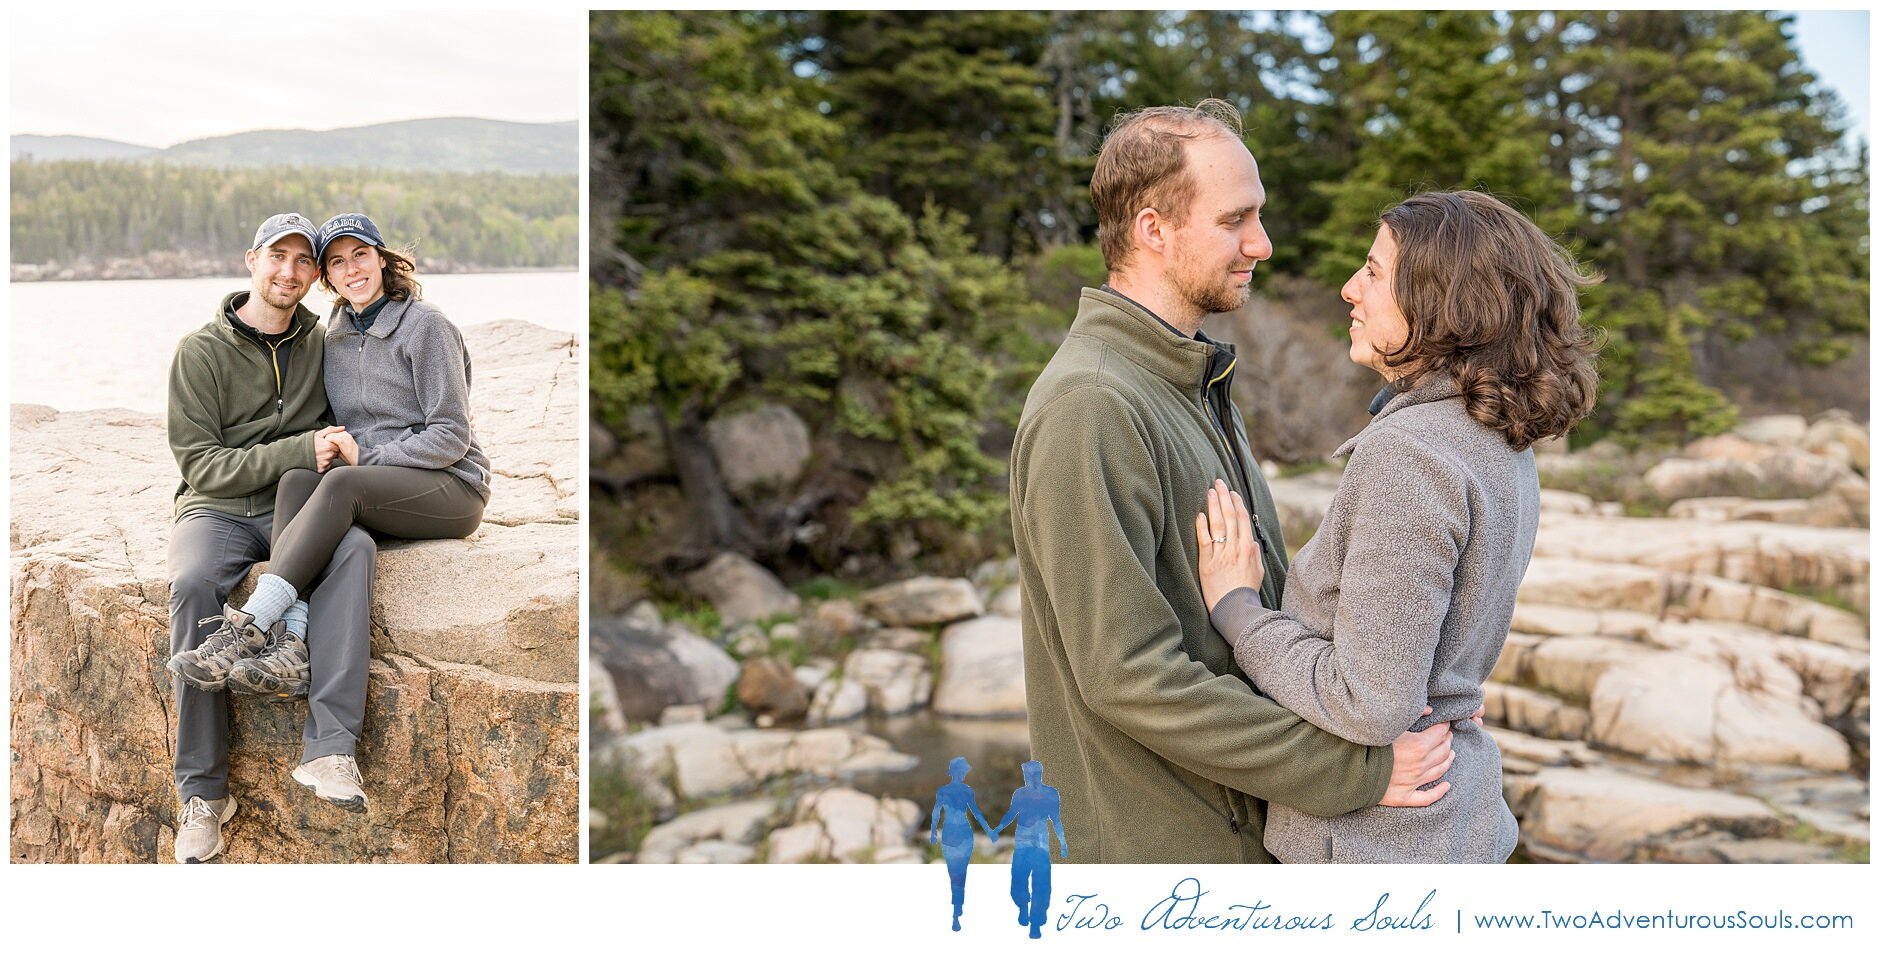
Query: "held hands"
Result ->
[[1381, 707, 1456, 807], [1194, 479, 1264, 612], [313, 426, 346, 473], [330, 429, 359, 467]]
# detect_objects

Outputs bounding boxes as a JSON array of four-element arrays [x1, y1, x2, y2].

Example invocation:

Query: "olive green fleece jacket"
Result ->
[[1010, 288, 1393, 863], [168, 292, 327, 519]]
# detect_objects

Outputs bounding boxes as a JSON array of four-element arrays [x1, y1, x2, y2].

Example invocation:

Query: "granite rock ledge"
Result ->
[[9, 320, 580, 863]]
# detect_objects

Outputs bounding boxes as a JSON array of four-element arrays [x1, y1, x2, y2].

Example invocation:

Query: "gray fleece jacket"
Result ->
[[325, 297, 491, 500], [1211, 373, 1532, 863]]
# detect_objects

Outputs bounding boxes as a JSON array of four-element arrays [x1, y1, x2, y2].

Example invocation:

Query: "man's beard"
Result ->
[[257, 282, 304, 310], [1174, 259, 1251, 318]]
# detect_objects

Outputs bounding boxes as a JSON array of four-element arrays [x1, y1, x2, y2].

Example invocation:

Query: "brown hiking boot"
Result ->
[[167, 604, 275, 692], [227, 629, 310, 698]]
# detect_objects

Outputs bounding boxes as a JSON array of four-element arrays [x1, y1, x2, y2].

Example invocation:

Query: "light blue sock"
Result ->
[[282, 600, 310, 641], [239, 574, 298, 630]]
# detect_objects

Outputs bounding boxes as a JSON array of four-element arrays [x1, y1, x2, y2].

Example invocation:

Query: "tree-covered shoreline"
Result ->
[[11, 159, 578, 273]]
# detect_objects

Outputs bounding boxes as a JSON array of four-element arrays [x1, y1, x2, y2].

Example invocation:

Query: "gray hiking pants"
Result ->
[[167, 509, 376, 802], [268, 465, 484, 591]]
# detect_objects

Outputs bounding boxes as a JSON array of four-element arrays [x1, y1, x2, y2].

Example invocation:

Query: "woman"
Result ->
[[928, 756, 997, 931], [1196, 191, 1597, 863], [183, 212, 491, 812]]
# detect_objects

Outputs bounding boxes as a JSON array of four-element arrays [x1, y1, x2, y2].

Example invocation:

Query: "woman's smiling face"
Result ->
[[324, 235, 388, 311], [1341, 224, 1412, 378]]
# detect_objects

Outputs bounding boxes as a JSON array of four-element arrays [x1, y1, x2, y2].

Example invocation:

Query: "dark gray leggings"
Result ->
[[270, 465, 485, 591]]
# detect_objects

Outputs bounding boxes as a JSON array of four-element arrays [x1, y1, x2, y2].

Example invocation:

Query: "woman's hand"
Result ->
[[1194, 478, 1264, 612], [313, 426, 346, 473], [330, 430, 360, 467]]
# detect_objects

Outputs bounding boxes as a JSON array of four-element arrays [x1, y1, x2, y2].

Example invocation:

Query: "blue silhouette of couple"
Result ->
[[928, 757, 1068, 938]]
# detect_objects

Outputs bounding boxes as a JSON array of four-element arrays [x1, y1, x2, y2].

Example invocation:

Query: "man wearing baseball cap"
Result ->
[[162, 213, 378, 862]]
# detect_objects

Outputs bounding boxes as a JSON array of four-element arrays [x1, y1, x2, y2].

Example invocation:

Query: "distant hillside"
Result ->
[[11, 135, 154, 162], [155, 117, 576, 174]]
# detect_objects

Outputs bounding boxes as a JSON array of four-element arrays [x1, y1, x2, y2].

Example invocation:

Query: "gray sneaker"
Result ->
[[174, 794, 237, 863], [168, 604, 275, 692], [292, 755, 367, 813], [227, 630, 310, 697]]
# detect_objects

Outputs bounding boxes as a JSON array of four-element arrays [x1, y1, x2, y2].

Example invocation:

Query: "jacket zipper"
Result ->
[[241, 319, 301, 513], [1199, 380, 1272, 583], [1217, 785, 1241, 835]]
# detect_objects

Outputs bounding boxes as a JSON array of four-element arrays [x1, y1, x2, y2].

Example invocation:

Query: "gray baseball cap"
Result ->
[[252, 212, 319, 253]]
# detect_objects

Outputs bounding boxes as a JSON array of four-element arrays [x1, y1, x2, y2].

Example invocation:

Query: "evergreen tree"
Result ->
[[1306, 11, 1574, 289], [1530, 10, 1867, 442], [590, 10, 1044, 568]]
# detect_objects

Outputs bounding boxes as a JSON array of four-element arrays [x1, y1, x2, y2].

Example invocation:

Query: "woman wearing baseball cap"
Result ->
[[201, 212, 492, 812]]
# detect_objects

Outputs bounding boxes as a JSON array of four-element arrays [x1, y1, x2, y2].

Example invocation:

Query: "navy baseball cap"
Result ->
[[251, 212, 319, 253], [317, 213, 386, 260]]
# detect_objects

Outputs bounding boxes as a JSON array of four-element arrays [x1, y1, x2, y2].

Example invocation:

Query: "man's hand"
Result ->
[[1468, 704, 1486, 729], [1380, 707, 1455, 807], [330, 430, 360, 467], [313, 425, 346, 473]]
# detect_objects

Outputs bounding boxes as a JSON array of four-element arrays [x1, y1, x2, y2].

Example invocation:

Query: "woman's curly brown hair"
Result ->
[[1377, 190, 1600, 449]]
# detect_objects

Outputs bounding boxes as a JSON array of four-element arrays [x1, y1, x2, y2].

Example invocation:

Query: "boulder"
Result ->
[[1537, 489, 1598, 516], [590, 419, 619, 461], [800, 599, 868, 650], [589, 655, 630, 737], [1588, 653, 1851, 771], [1643, 450, 1846, 503], [1266, 471, 1341, 548], [614, 723, 915, 801], [791, 787, 922, 863], [1507, 767, 1786, 863], [1483, 683, 1590, 740], [737, 656, 809, 722], [857, 576, 984, 627], [1733, 415, 1809, 446], [988, 584, 1022, 619], [932, 616, 1027, 718], [591, 617, 737, 722], [8, 322, 579, 863], [808, 678, 868, 726], [683, 552, 801, 627], [1523, 635, 1646, 701], [766, 822, 833, 864], [635, 797, 776, 864], [1802, 410, 1869, 473], [704, 403, 812, 497], [843, 649, 932, 716]]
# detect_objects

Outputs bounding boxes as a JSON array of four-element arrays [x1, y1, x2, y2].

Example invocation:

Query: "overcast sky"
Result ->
[[9, 9, 585, 146], [7, 9, 1868, 151], [1791, 9, 1869, 149]]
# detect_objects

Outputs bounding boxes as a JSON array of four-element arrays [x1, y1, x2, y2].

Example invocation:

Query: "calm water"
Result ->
[[9, 271, 582, 413]]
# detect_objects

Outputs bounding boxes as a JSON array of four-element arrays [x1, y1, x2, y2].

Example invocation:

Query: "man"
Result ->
[[163, 213, 377, 863], [993, 761, 1068, 940], [1009, 100, 1456, 863]]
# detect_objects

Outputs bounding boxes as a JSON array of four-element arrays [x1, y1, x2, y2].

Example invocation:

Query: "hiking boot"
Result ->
[[168, 604, 275, 692], [292, 754, 367, 813], [174, 794, 237, 863], [227, 629, 310, 698]]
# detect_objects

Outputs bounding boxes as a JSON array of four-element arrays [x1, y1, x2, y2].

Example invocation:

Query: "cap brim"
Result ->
[[256, 230, 317, 252]]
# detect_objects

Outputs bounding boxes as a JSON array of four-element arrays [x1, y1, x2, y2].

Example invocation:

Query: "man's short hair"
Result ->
[[1090, 98, 1245, 273]]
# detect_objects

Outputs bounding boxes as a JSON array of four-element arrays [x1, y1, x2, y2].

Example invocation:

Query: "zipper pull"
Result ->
[[1228, 814, 1241, 835], [277, 398, 284, 414]]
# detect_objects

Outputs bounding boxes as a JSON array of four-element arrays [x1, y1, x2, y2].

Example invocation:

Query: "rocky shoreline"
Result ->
[[593, 411, 1869, 865], [10, 320, 582, 863]]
